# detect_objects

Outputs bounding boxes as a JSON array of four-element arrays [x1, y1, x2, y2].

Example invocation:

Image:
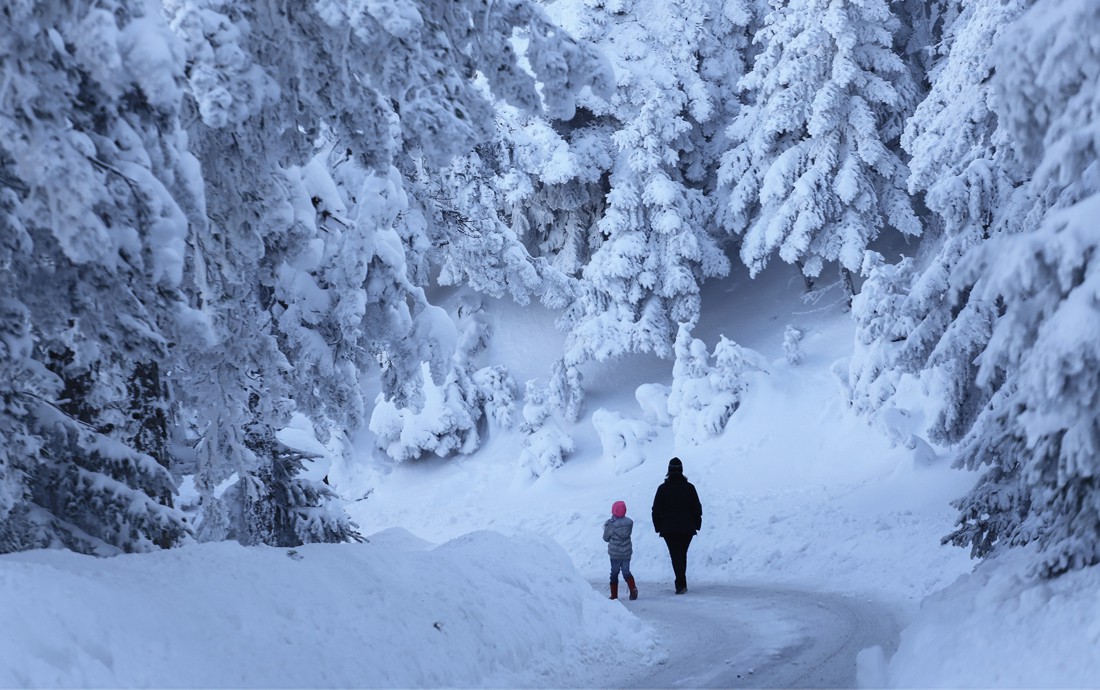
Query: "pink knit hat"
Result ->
[[611, 500, 627, 518]]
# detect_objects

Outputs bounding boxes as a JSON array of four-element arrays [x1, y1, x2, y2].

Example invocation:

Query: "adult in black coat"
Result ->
[[651, 457, 702, 594]]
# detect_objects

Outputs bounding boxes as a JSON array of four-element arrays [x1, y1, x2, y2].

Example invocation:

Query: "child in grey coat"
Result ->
[[603, 500, 638, 600]]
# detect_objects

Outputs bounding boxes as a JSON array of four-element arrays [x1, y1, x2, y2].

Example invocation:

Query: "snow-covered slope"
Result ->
[[877, 545, 1100, 688]]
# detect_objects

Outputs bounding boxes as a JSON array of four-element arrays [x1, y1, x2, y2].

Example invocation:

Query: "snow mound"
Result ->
[[0, 532, 656, 688]]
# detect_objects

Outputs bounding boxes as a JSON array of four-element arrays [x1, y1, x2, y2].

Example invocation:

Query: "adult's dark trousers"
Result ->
[[662, 533, 694, 591]]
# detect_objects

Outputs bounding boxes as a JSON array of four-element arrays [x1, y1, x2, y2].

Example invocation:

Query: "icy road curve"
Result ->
[[615, 583, 901, 689]]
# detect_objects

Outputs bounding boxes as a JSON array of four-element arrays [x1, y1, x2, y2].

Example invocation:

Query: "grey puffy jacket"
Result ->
[[603, 515, 633, 559]]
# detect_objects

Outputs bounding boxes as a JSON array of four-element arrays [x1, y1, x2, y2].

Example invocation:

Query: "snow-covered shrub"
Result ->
[[783, 325, 804, 365], [472, 366, 517, 432], [549, 360, 586, 423], [219, 442, 359, 547], [668, 326, 763, 447], [370, 365, 480, 462], [369, 300, 517, 462], [635, 383, 672, 427], [519, 381, 575, 478], [592, 409, 655, 475]]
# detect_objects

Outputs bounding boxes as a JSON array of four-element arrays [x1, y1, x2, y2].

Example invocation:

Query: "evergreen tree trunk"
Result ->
[[242, 412, 280, 546], [128, 362, 170, 468], [128, 360, 175, 511], [841, 267, 856, 308]]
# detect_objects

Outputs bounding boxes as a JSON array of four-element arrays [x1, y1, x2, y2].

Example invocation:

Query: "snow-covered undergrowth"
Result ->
[[0, 530, 655, 688]]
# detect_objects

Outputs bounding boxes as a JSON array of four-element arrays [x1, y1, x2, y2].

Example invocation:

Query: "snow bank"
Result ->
[[873, 547, 1100, 688], [0, 530, 655, 688]]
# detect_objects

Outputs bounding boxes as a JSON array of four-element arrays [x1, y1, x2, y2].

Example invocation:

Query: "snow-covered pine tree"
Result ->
[[0, 301, 42, 552], [847, 0, 1026, 435], [156, 1, 338, 543], [345, 0, 611, 448], [495, 100, 616, 281], [368, 88, 611, 438], [519, 380, 575, 478], [719, 0, 921, 284], [164, 0, 609, 542], [552, 0, 754, 375], [401, 0, 762, 425], [891, 0, 962, 83], [376, 18, 615, 431], [691, 0, 771, 172], [273, 151, 443, 443], [174, 120, 338, 546], [415, 72, 612, 428], [848, 252, 920, 415], [166, 0, 430, 545], [345, 0, 615, 325], [407, 143, 579, 311], [941, 0, 1100, 577], [0, 0, 198, 554]]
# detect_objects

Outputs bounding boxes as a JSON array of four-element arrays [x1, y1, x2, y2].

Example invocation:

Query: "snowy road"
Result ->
[[611, 582, 901, 689]]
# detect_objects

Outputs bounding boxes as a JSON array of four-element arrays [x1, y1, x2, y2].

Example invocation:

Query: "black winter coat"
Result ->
[[651, 475, 702, 536]]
